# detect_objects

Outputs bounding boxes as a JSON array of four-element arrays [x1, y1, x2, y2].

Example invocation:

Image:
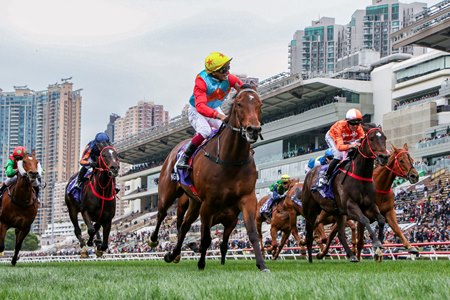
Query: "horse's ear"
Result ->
[[391, 143, 397, 152], [403, 143, 408, 151], [377, 124, 382, 130]]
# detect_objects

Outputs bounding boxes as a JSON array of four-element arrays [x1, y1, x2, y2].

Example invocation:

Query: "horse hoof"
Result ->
[[408, 247, 419, 255], [11, 260, 17, 266], [95, 250, 104, 258], [316, 253, 324, 260], [148, 240, 159, 248], [198, 261, 206, 270], [0, 251, 4, 256], [173, 255, 181, 263], [374, 248, 384, 262], [87, 241, 94, 247], [349, 256, 359, 263], [164, 252, 173, 263], [80, 251, 89, 259], [261, 268, 271, 273]]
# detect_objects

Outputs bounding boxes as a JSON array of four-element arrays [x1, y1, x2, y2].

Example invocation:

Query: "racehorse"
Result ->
[[312, 143, 419, 260], [302, 124, 389, 262], [0, 151, 40, 265], [356, 143, 419, 258], [256, 181, 329, 260], [151, 86, 268, 271], [65, 146, 119, 258]]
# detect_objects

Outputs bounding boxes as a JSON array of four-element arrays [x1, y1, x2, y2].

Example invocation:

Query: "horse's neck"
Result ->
[[373, 160, 397, 190], [214, 123, 251, 162], [13, 176, 33, 200], [351, 153, 375, 178], [92, 171, 114, 190]]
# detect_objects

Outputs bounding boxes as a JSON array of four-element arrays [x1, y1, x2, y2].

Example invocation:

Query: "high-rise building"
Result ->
[[113, 101, 169, 142], [0, 86, 36, 181], [288, 17, 345, 78], [289, 1, 428, 78], [105, 113, 120, 143], [36, 81, 82, 233]]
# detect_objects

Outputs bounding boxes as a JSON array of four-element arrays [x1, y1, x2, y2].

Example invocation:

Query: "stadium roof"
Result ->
[[115, 78, 371, 164]]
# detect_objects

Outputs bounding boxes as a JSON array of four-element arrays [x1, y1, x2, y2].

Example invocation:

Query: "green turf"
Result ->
[[0, 259, 448, 300]]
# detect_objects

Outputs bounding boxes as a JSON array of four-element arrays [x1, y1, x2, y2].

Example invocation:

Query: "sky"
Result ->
[[0, 0, 438, 146]]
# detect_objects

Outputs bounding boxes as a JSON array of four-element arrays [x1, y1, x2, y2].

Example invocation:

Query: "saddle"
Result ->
[[68, 169, 93, 203]]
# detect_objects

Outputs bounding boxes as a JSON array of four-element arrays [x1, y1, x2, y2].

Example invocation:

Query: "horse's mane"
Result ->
[[362, 122, 380, 132]]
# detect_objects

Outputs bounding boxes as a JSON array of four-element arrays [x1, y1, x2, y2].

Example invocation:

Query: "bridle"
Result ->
[[383, 150, 415, 179], [357, 127, 384, 159]]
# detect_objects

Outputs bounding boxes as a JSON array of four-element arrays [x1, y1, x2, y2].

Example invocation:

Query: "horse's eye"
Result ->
[[399, 160, 404, 163]]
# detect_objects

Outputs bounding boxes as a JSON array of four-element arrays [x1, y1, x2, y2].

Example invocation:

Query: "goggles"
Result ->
[[217, 64, 230, 74], [348, 120, 361, 126]]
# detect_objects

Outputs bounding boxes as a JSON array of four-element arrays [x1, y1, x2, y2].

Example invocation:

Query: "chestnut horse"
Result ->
[[356, 143, 419, 258], [0, 151, 40, 265], [151, 87, 268, 271], [65, 146, 120, 258], [256, 181, 329, 260], [302, 124, 389, 263]]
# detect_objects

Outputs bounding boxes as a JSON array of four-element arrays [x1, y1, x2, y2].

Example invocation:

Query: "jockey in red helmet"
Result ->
[[175, 52, 244, 170], [74, 132, 112, 189]]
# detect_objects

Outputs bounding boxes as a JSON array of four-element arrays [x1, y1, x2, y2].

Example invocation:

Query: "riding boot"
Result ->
[[34, 186, 40, 204], [74, 167, 88, 189], [176, 141, 198, 170], [318, 159, 340, 187], [0, 183, 6, 205]]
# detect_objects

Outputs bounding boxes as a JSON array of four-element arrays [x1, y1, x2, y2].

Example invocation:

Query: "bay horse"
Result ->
[[152, 87, 268, 271], [313, 143, 419, 260], [356, 143, 419, 258], [65, 146, 119, 258], [0, 151, 40, 265], [302, 124, 389, 262]]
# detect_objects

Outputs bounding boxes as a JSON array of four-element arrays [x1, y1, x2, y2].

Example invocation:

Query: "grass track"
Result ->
[[0, 259, 448, 300]]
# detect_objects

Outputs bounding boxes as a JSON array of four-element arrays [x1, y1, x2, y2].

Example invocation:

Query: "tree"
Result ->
[[4, 229, 40, 251]]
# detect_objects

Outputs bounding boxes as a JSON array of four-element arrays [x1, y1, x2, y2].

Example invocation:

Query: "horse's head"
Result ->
[[360, 124, 389, 166], [97, 146, 120, 177], [388, 143, 419, 184], [229, 86, 262, 143], [17, 151, 39, 184]]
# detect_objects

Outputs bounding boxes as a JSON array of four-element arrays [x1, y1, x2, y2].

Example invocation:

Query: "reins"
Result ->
[[376, 150, 415, 195]]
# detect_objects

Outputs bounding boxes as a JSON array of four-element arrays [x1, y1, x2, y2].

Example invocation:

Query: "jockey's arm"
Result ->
[[4, 159, 17, 177], [193, 78, 219, 119]]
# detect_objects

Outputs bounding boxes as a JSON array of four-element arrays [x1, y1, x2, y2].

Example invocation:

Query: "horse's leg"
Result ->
[[0, 223, 9, 253], [348, 220, 357, 254], [220, 218, 238, 265], [335, 215, 358, 262], [12, 228, 30, 266], [67, 202, 85, 249], [385, 209, 418, 254], [269, 225, 278, 259], [347, 202, 381, 249], [88, 222, 101, 247], [240, 195, 269, 272], [356, 222, 365, 261], [80, 211, 95, 246], [150, 186, 181, 247], [164, 199, 200, 263], [96, 222, 111, 257], [256, 216, 265, 256], [198, 213, 213, 270], [316, 223, 338, 260], [273, 231, 290, 260], [176, 195, 189, 232]]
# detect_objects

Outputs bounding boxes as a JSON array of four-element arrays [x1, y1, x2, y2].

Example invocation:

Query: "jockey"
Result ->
[[304, 149, 334, 174], [260, 174, 291, 219], [175, 51, 244, 169], [317, 108, 365, 188], [73, 132, 112, 189], [0, 146, 43, 202]]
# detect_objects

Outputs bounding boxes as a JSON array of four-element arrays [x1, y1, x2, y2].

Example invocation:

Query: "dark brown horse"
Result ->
[[0, 151, 40, 265], [65, 146, 120, 258], [356, 143, 419, 258], [302, 124, 389, 262], [151, 87, 268, 271], [314, 143, 419, 260]]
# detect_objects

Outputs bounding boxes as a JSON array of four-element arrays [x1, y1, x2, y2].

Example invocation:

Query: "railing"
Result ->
[[1, 242, 448, 264]]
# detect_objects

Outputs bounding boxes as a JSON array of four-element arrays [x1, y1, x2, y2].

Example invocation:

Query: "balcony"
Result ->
[[415, 135, 450, 158]]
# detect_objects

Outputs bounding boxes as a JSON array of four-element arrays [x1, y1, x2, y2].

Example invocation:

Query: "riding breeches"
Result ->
[[188, 105, 224, 138], [4, 175, 17, 186]]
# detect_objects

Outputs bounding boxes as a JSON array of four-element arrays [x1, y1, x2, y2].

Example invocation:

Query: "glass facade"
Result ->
[[395, 56, 450, 83]]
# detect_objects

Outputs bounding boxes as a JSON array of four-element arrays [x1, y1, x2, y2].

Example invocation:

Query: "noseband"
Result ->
[[96, 146, 119, 177]]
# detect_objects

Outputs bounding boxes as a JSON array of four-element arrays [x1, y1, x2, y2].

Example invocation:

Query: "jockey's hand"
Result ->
[[216, 114, 228, 122], [350, 141, 361, 148]]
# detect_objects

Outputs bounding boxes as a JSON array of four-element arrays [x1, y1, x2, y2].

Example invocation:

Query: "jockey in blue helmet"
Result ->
[[304, 149, 334, 174], [74, 132, 112, 189]]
